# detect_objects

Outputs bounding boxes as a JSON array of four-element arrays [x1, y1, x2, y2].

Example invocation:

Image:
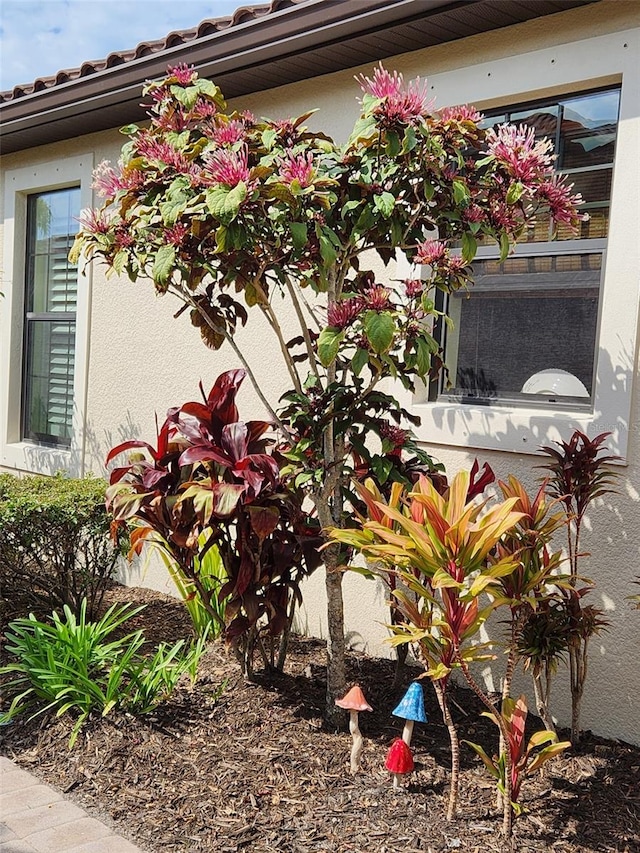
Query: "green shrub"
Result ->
[[0, 599, 208, 746], [0, 473, 123, 621]]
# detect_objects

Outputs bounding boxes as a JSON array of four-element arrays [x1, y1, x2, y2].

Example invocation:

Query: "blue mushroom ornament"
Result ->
[[393, 681, 428, 747]]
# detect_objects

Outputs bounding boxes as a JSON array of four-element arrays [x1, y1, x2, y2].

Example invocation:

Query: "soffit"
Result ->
[[0, 0, 600, 155]]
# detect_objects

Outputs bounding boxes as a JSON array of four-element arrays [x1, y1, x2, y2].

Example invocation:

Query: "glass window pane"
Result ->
[[23, 186, 80, 445], [24, 320, 76, 446], [27, 187, 80, 313], [442, 254, 602, 404], [559, 90, 620, 170]]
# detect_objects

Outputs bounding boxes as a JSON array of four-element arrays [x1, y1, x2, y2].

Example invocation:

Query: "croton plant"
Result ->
[[71, 62, 585, 717]]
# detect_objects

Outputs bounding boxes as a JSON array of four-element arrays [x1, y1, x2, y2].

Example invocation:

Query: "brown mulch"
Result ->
[[2, 586, 639, 853]]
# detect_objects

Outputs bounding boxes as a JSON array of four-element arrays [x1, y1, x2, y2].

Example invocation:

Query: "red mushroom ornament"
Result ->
[[385, 737, 414, 788], [335, 685, 373, 774]]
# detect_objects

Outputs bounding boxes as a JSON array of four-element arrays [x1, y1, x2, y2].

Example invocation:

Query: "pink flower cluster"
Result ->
[[92, 160, 144, 199], [538, 175, 586, 228], [485, 123, 554, 183], [135, 135, 191, 173], [208, 119, 247, 146], [76, 207, 112, 235], [168, 64, 197, 86], [414, 239, 447, 266], [203, 146, 253, 187], [327, 298, 362, 330], [164, 223, 189, 246], [439, 105, 483, 123], [357, 64, 434, 125], [277, 152, 315, 188]]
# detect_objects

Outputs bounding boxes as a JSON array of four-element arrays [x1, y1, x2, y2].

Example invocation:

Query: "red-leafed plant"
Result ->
[[465, 694, 570, 816], [107, 369, 321, 674], [539, 431, 618, 742]]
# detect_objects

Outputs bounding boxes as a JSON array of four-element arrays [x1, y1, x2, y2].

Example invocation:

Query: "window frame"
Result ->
[[392, 27, 639, 463], [1, 156, 94, 476]]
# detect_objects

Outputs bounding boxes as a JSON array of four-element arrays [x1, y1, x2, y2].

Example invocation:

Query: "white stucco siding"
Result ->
[[1, 0, 638, 743]]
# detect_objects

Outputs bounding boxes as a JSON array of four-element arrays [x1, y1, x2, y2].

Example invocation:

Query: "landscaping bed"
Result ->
[[2, 586, 639, 853]]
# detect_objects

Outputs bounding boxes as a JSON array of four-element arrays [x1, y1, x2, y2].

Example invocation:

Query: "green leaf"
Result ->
[[317, 225, 341, 266], [370, 455, 393, 485], [401, 125, 418, 154], [119, 124, 139, 136], [206, 182, 247, 223], [289, 221, 308, 251], [461, 232, 477, 264], [452, 179, 470, 205], [364, 311, 395, 354], [385, 131, 401, 157], [415, 337, 432, 377], [373, 192, 396, 219], [195, 78, 222, 100], [261, 129, 277, 150], [152, 245, 176, 287], [351, 348, 369, 377], [506, 181, 525, 205], [463, 740, 500, 778], [317, 326, 344, 367], [499, 231, 511, 261]]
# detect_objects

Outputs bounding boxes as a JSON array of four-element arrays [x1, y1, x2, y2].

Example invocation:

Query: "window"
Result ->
[[432, 88, 620, 409], [1, 156, 93, 476], [23, 187, 81, 447]]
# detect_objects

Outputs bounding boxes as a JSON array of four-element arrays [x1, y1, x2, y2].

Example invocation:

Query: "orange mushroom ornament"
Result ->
[[335, 685, 373, 774]]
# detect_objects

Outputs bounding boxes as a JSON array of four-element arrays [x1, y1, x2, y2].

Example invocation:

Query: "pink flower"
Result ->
[[164, 223, 189, 245], [380, 422, 409, 457], [404, 279, 425, 299], [357, 65, 404, 100], [77, 207, 112, 234], [439, 105, 483, 123], [92, 161, 123, 198], [114, 226, 135, 249], [136, 134, 190, 171], [448, 256, 468, 272], [277, 152, 315, 188], [204, 146, 253, 187], [463, 204, 485, 224], [414, 239, 447, 265], [538, 175, 587, 229], [168, 64, 197, 86], [357, 64, 433, 125], [208, 120, 246, 146], [327, 297, 362, 330], [485, 123, 554, 183], [364, 286, 392, 311]]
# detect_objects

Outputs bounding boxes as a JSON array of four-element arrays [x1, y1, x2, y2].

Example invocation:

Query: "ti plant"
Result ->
[[490, 477, 565, 741], [106, 369, 322, 675], [539, 431, 618, 743], [465, 694, 570, 817], [71, 62, 584, 721], [329, 469, 525, 836]]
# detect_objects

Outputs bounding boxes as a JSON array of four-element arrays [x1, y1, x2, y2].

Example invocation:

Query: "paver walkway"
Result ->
[[0, 757, 147, 853]]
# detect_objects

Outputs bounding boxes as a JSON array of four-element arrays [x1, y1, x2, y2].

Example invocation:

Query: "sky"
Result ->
[[0, 0, 244, 92]]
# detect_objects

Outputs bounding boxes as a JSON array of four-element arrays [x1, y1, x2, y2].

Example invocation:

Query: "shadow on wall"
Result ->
[[83, 410, 143, 476], [429, 342, 640, 740], [429, 344, 635, 462]]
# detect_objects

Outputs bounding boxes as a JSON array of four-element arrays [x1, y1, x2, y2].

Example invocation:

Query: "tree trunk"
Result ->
[[324, 551, 348, 727], [532, 665, 556, 734], [456, 652, 513, 838], [434, 680, 459, 822]]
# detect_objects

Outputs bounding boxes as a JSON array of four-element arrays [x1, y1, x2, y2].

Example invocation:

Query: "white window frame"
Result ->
[[1, 156, 94, 476], [393, 27, 640, 463]]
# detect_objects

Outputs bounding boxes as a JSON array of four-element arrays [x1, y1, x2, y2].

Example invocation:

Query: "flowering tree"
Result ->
[[71, 63, 583, 722]]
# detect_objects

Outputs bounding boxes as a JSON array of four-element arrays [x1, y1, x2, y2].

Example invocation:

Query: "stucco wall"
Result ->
[[1, 0, 639, 743]]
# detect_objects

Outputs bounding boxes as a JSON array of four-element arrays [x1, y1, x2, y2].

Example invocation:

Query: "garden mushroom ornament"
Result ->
[[385, 737, 414, 788], [335, 685, 373, 774], [392, 681, 428, 747]]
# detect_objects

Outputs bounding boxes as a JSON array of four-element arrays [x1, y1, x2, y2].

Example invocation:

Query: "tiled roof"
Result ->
[[0, 0, 303, 103]]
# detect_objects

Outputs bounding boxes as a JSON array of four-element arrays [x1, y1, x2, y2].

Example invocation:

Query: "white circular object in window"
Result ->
[[521, 369, 589, 397]]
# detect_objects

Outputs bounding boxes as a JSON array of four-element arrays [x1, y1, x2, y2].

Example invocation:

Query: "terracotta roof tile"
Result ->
[[0, 0, 305, 103]]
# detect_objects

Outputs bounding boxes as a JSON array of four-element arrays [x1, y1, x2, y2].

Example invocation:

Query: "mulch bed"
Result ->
[[2, 586, 639, 853]]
